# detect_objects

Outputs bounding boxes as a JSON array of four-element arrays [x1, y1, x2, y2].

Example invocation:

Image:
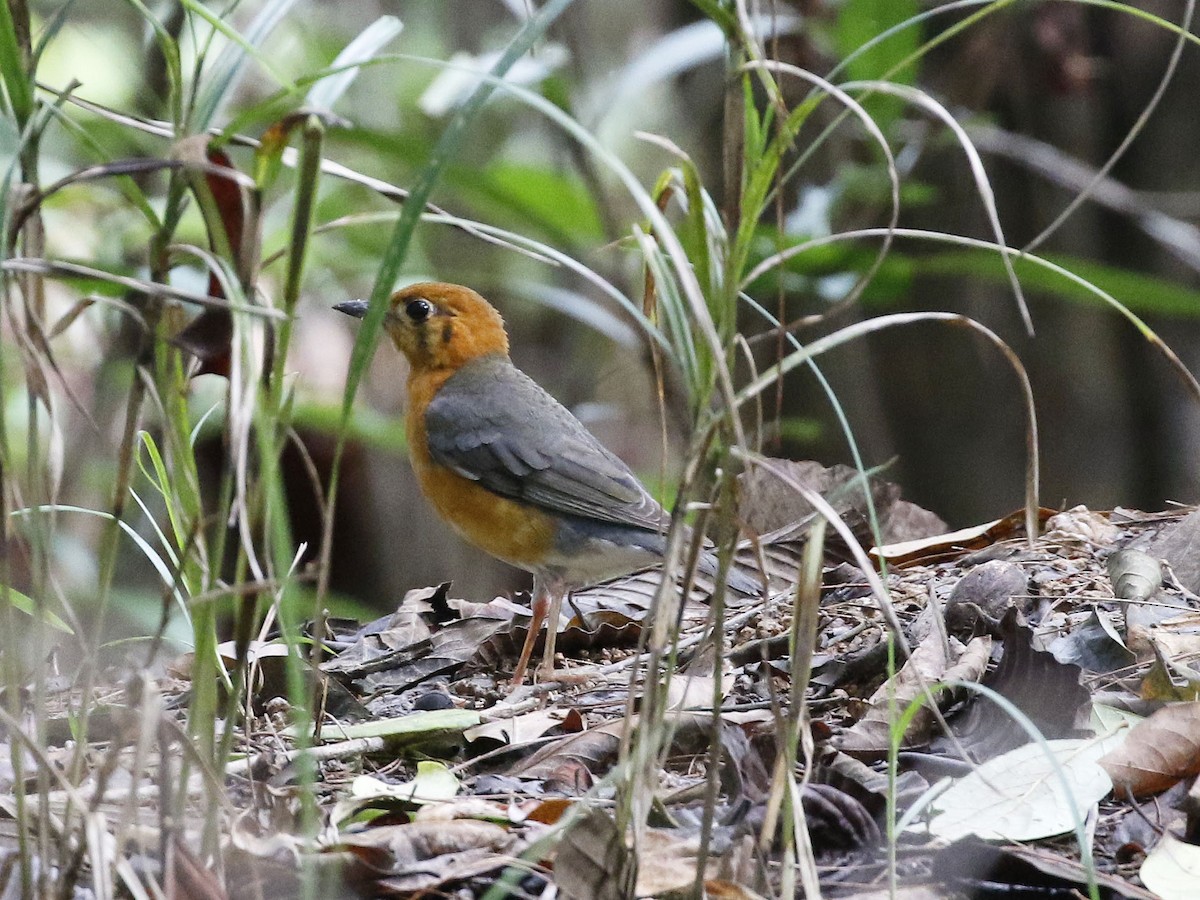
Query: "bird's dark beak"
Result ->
[[333, 299, 370, 319]]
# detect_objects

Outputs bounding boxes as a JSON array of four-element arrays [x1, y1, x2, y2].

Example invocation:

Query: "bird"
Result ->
[[335, 282, 758, 685]]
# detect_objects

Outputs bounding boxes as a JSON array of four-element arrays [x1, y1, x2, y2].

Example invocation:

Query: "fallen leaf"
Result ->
[[943, 609, 1090, 760], [934, 836, 1157, 899], [1108, 549, 1163, 602], [1044, 505, 1120, 545], [1099, 701, 1200, 797], [872, 508, 1055, 567], [1139, 645, 1200, 702], [634, 828, 709, 898], [464, 708, 574, 745], [1090, 704, 1144, 736], [353, 763, 460, 804], [1150, 508, 1200, 596], [308, 708, 481, 743], [337, 819, 512, 869], [1143, 611, 1200, 663], [1049, 607, 1135, 674], [554, 809, 636, 900], [1139, 831, 1200, 900], [913, 737, 1120, 842], [523, 797, 573, 825], [838, 633, 990, 757], [944, 559, 1026, 637]]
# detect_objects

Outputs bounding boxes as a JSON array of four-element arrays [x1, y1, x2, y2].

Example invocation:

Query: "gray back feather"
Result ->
[[424, 355, 667, 532]]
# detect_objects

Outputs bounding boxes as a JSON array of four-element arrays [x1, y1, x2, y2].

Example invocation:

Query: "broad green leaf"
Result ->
[[836, 0, 921, 85], [450, 161, 605, 245], [352, 762, 460, 804], [835, 0, 920, 126]]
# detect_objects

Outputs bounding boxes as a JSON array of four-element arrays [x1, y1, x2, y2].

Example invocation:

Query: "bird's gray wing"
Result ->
[[424, 356, 667, 531]]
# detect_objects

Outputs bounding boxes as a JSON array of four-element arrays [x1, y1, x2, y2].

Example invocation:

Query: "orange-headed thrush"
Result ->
[[335, 283, 755, 684]]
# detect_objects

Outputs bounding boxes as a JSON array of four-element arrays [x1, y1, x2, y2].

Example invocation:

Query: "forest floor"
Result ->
[[25, 463, 1200, 899]]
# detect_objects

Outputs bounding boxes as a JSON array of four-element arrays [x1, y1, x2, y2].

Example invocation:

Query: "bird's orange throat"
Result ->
[[406, 367, 556, 569]]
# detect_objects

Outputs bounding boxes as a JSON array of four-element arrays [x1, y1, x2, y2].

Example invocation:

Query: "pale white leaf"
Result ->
[[913, 737, 1120, 842]]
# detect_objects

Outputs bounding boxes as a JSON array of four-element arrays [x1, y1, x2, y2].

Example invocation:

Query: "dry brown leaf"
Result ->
[[554, 809, 636, 900], [1150, 507, 1200, 596], [165, 837, 228, 900], [837, 633, 948, 755], [1046, 505, 1120, 545], [634, 830, 705, 897], [872, 508, 1055, 567], [703, 881, 768, 900], [1144, 613, 1200, 663], [511, 725, 623, 789], [1099, 701, 1200, 797], [338, 819, 512, 869], [837, 633, 989, 756]]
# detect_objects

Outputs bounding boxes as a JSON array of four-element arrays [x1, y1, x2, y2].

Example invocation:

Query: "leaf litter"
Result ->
[[20, 468, 1200, 897]]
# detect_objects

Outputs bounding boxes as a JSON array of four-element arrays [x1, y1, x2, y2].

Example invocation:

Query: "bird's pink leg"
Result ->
[[511, 577, 550, 686], [535, 585, 567, 682]]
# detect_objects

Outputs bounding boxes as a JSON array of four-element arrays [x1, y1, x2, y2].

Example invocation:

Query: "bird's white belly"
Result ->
[[536, 534, 661, 587]]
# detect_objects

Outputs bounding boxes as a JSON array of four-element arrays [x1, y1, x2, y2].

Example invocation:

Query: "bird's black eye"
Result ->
[[405, 298, 433, 322]]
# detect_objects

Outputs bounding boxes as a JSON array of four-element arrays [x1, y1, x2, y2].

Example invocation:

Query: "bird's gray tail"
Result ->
[[697, 550, 762, 596]]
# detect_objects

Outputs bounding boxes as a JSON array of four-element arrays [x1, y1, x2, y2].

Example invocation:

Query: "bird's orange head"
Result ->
[[336, 282, 509, 372]]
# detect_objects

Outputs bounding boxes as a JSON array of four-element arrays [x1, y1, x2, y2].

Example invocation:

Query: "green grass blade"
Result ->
[[0, 0, 33, 124], [186, 0, 297, 130], [9, 505, 190, 626], [0, 584, 73, 634]]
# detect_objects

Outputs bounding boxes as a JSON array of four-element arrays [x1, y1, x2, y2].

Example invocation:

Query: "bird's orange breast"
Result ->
[[406, 368, 557, 570]]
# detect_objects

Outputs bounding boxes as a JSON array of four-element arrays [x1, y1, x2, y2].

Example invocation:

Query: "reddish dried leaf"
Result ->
[[165, 838, 228, 900], [204, 146, 246, 256], [171, 306, 232, 376], [169, 144, 253, 376], [525, 797, 573, 825]]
